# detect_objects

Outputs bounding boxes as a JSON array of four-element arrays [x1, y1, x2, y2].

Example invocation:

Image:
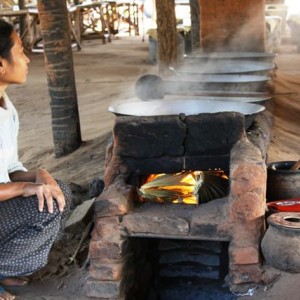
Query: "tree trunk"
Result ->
[[18, 0, 26, 39], [155, 0, 177, 75], [37, 0, 82, 157], [190, 0, 200, 50]]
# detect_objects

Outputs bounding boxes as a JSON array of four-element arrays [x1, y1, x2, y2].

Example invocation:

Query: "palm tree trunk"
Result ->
[[190, 0, 200, 50], [18, 0, 26, 39], [37, 0, 82, 157], [155, 0, 177, 75]]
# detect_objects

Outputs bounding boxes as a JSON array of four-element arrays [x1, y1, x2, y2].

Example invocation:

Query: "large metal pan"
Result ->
[[108, 99, 265, 128], [164, 74, 270, 93], [176, 59, 275, 75], [162, 95, 272, 105], [134, 74, 271, 100], [185, 52, 277, 63]]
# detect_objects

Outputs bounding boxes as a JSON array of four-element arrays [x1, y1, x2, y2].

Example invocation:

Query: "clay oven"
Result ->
[[86, 107, 270, 299]]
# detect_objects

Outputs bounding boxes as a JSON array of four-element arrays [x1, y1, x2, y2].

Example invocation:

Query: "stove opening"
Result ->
[[123, 237, 230, 300]]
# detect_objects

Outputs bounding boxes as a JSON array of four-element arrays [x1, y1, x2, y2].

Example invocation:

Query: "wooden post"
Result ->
[[155, 0, 177, 75]]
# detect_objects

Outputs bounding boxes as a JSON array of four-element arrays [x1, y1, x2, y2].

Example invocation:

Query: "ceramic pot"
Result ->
[[267, 161, 300, 201], [261, 212, 300, 272]]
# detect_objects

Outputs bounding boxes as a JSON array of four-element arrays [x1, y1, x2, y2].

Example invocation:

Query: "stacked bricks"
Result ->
[[87, 111, 270, 298]]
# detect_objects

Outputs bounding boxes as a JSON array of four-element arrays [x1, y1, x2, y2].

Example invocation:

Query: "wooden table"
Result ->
[[116, 1, 139, 36], [26, 6, 82, 52], [76, 1, 112, 43], [75, 1, 140, 41], [0, 6, 82, 52], [0, 8, 31, 45]]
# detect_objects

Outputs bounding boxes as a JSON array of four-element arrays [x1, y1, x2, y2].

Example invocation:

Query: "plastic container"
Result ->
[[267, 198, 300, 213]]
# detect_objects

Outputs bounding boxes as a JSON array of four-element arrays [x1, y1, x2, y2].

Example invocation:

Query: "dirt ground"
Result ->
[[4, 36, 300, 299]]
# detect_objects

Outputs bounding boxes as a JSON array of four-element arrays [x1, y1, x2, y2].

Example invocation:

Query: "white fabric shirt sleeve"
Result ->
[[0, 93, 27, 183]]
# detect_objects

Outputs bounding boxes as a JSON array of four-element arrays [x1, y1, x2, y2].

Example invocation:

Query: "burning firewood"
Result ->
[[138, 171, 228, 205]]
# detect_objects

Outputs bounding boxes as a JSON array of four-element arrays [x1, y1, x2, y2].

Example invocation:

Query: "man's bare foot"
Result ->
[[0, 277, 29, 287], [0, 289, 15, 300]]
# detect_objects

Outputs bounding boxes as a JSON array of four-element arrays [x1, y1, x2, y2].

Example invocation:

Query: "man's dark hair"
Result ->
[[0, 19, 14, 62]]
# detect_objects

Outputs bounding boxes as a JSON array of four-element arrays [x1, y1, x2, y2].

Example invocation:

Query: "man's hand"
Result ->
[[34, 169, 66, 213], [4, 169, 66, 213]]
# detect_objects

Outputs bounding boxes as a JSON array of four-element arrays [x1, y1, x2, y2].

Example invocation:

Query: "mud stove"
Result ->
[[87, 110, 270, 299]]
